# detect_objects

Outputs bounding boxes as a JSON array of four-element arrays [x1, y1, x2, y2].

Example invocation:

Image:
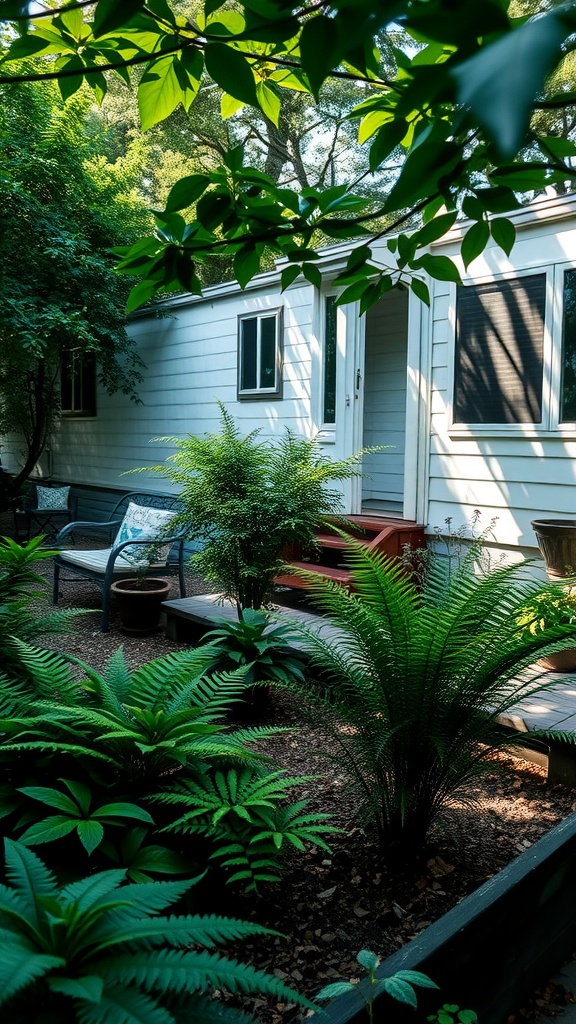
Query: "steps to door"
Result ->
[[274, 515, 426, 590]]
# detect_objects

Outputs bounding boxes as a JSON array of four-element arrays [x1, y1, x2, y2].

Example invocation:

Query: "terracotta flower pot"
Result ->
[[111, 578, 170, 634], [538, 648, 576, 673]]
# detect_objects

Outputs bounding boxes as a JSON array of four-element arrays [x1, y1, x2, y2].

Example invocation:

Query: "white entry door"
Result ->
[[361, 289, 409, 516]]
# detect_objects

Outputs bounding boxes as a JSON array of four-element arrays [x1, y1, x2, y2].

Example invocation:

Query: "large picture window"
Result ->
[[61, 350, 97, 417], [237, 310, 283, 399], [454, 274, 546, 425]]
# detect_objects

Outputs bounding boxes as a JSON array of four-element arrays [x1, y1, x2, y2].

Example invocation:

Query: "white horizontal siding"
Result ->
[[50, 282, 316, 490], [426, 212, 576, 552]]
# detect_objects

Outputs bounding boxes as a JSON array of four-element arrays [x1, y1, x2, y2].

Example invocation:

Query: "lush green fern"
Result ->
[[0, 838, 314, 1024], [0, 536, 82, 684], [286, 540, 576, 851], [155, 768, 335, 889], [0, 645, 331, 888]]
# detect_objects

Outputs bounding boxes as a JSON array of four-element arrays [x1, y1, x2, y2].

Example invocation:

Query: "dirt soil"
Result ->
[[18, 533, 576, 1023]]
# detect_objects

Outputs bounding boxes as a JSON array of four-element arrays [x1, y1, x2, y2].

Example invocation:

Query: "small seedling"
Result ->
[[428, 1005, 478, 1024], [317, 949, 438, 1022]]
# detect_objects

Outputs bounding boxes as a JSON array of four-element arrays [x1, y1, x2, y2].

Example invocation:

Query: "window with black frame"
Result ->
[[453, 274, 546, 425], [237, 310, 283, 399], [60, 350, 97, 417]]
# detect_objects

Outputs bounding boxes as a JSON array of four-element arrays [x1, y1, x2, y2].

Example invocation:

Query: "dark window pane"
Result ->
[[240, 318, 257, 391], [323, 296, 337, 423], [561, 270, 576, 422], [260, 316, 277, 389], [61, 351, 96, 415], [454, 275, 545, 424]]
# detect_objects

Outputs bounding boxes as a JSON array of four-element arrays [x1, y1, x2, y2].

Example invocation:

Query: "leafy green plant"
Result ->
[[317, 949, 438, 1021], [0, 838, 314, 1024], [0, 643, 333, 887], [134, 404, 366, 615], [517, 582, 576, 634], [428, 1006, 478, 1024], [155, 768, 335, 890], [0, 536, 80, 683], [98, 827, 193, 884], [16, 778, 155, 856], [288, 540, 576, 851], [200, 608, 307, 708]]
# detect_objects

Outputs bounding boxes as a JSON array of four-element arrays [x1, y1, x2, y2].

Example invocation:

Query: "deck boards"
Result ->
[[163, 593, 576, 743]]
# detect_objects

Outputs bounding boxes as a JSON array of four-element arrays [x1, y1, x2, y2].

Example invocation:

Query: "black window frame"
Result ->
[[60, 350, 97, 418], [237, 308, 283, 400]]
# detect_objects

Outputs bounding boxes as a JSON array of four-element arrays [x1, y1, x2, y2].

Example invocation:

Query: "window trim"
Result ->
[[447, 265, 555, 436], [237, 308, 283, 400], [60, 350, 97, 419]]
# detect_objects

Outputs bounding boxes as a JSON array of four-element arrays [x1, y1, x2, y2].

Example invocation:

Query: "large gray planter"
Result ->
[[320, 812, 576, 1024], [532, 518, 576, 578]]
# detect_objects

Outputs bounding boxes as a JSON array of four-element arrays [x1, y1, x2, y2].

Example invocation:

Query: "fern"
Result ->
[[285, 541, 576, 850], [157, 769, 335, 890], [0, 840, 314, 1023]]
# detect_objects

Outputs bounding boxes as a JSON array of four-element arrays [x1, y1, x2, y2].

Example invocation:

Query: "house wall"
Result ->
[[426, 198, 576, 557], [45, 280, 316, 495]]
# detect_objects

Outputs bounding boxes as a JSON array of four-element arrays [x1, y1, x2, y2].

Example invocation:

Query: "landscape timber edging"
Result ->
[[317, 810, 576, 1024]]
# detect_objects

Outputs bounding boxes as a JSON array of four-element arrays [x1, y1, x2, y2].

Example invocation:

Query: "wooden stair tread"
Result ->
[[275, 562, 352, 587]]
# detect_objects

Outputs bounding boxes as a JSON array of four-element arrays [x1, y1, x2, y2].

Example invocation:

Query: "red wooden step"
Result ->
[[275, 516, 426, 593]]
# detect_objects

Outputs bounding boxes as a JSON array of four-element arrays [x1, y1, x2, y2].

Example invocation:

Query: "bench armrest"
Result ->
[[55, 519, 122, 546]]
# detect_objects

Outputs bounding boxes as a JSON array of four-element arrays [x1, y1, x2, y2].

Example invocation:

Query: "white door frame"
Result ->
[[344, 290, 429, 522]]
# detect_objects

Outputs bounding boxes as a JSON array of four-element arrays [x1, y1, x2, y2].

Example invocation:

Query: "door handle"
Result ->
[[356, 368, 361, 390]]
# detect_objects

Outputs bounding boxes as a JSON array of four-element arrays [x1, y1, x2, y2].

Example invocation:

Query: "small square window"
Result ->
[[237, 310, 283, 399], [61, 350, 97, 417]]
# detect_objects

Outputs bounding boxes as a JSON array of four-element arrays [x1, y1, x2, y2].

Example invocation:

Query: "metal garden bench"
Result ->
[[52, 491, 187, 632]]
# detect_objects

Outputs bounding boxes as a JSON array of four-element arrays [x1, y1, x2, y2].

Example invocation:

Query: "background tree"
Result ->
[[1, 0, 576, 314], [0, 76, 152, 494]]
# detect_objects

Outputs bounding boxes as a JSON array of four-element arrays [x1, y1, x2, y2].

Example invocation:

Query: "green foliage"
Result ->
[[136, 403, 365, 613], [317, 949, 438, 1022], [0, 79, 150, 486], [0, 838, 313, 1024], [155, 767, 334, 890], [0, 536, 80, 685], [3, 1, 575, 310], [17, 778, 154, 856], [517, 582, 576, 633], [200, 608, 308, 690], [0, 643, 333, 888], [287, 541, 576, 851], [428, 1006, 478, 1024]]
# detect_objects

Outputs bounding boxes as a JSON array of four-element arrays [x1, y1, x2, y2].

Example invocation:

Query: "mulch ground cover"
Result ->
[[9, 521, 576, 1023]]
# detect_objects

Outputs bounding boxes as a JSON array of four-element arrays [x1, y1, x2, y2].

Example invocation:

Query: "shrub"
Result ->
[[288, 540, 576, 852], [0, 838, 313, 1024], [135, 404, 366, 614]]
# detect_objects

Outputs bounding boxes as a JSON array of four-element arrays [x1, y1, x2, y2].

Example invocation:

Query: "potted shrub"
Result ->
[[110, 541, 171, 634], [139, 403, 367, 618]]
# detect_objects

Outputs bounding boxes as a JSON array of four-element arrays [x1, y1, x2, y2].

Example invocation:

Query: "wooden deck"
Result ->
[[163, 594, 576, 785]]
